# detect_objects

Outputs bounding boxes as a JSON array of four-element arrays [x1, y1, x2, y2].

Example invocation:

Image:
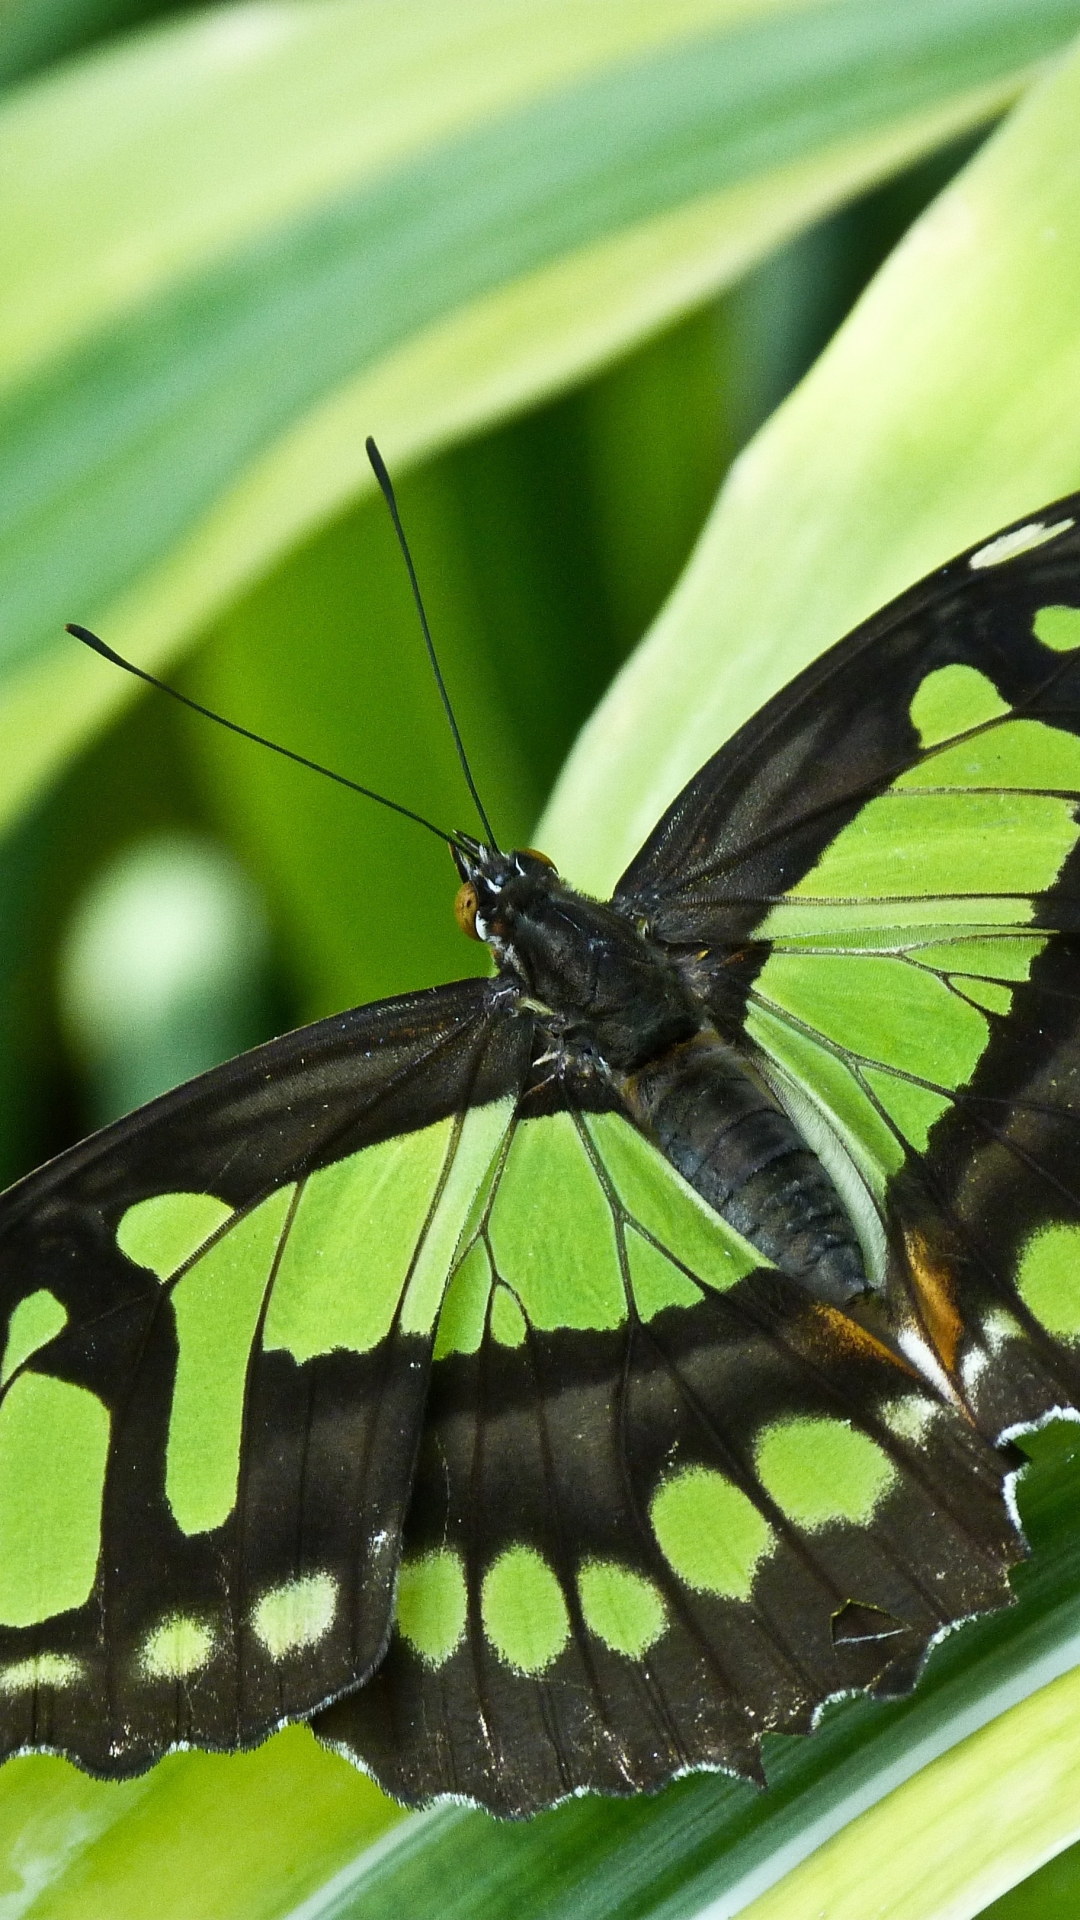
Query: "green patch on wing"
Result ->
[[481, 1546, 569, 1675], [263, 1126, 452, 1362], [251, 1573, 338, 1658], [140, 1614, 216, 1680], [433, 1242, 493, 1359], [757, 674, 1080, 940], [395, 1550, 467, 1668], [112, 1102, 515, 1540], [909, 664, 1009, 746], [755, 1417, 895, 1530], [117, 1191, 234, 1278], [0, 1373, 110, 1626], [1016, 1224, 1080, 1340], [650, 1466, 774, 1601], [167, 1183, 296, 1537], [0, 1289, 67, 1385], [487, 1112, 623, 1331], [433, 1111, 764, 1358], [747, 672, 1080, 1181], [577, 1560, 667, 1657], [586, 1111, 762, 1297], [1034, 603, 1080, 651]]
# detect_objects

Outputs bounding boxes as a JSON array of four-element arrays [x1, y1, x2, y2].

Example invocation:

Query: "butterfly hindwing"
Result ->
[[616, 500, 1080, 1442], [319, 1106, 1017, 1815], [0, 979, 530, 1772]]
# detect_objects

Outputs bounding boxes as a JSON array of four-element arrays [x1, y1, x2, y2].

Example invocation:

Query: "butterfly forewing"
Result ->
[[0, 980, 530, 1771]]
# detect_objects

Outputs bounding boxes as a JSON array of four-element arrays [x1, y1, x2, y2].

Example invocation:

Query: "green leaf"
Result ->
[[1, 0, 1073, 834], [0, 1726, 402, 1919], [541, 19, 1080, 895]]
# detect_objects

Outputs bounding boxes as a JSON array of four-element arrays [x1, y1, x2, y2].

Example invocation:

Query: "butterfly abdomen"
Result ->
[[621, 1033, 868, 1307]]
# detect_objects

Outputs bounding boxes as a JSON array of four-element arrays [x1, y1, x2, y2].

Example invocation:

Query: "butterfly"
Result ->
[[2, 486, 1080, 1818]]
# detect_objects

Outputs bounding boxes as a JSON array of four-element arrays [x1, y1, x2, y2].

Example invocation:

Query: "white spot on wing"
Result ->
[[252, 1572, 337, 1659], [880, 1397, 938, 1443], [961, 1346, 989, 1392], [983, 1309, 1023, 1355], [969, 519, 1074, 569]]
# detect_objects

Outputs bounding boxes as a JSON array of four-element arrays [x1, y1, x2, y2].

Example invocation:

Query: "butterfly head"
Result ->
[[451, 838, 558, 949]]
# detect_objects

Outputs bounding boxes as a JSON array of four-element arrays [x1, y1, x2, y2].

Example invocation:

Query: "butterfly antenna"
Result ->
[[66, 625, 470, 854], [366, 436, 499, 850]]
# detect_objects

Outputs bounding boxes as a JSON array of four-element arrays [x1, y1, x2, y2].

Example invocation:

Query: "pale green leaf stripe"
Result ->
[[543, 28, 1080, 893], [0, 1727, 403, 1920], [0, 0, 1075, 832], [2, 0, 1052, 661], [740, 1667, 1080, 1920]]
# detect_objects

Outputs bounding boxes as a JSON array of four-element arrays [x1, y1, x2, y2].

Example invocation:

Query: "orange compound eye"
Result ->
[[519, 847, 556, 869], [454, 881, 481, 940]]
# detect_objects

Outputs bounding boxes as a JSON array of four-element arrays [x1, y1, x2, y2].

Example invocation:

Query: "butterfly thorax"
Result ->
[[456, 844, 868, 1304]]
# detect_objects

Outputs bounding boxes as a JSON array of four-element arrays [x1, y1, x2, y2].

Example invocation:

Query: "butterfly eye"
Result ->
[[519, 847, 556, 870], [454, 882, 481, 940]]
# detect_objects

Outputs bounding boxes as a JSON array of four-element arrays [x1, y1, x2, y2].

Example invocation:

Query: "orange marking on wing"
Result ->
[[903, 1228, 964, 1377], [805, 1302, 918, 1376]]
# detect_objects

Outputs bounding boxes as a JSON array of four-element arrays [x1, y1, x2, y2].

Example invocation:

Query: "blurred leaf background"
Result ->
[[5, 1, 1080, 1914]]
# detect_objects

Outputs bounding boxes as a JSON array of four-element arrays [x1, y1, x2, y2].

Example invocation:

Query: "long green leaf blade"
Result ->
[[1, 0, 1075, 829]]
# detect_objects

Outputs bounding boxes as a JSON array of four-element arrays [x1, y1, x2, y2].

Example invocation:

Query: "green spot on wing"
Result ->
[[481, 1546, 569, 1674], [116, 1191, 233, 1280], [909, 665, 1009, 747], [0, 1373, 109, 1626], [0, 1653, 83, 1693], [1017, 1225, 1080, 1339], [166, 1184, 294, 1536], [912, 934, 1046, 982], [756, 714, 1080, 945], [1, 1290, 67, 1386], [263, 1122, 452, 1363], [585, 1110, 760, 1291], [1034, 603, 1080, 650], [396, 1549, 467, 1667], [650, 1467, 773, 1600], [577, 1560, 666, 1657], [488, 1113, 623, 1331], [770, 791, 1073, 915], [251, 1573, 337, 1658], [141, 1615, 215, 1680], [755, 1416, 894, 1529]]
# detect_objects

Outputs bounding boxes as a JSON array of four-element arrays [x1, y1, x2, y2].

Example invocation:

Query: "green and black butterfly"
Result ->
[[2, 485, 1080, 1816]]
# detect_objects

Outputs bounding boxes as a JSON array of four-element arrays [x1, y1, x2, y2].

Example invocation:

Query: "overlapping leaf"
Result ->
[[0, 0, 1074, 831]]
